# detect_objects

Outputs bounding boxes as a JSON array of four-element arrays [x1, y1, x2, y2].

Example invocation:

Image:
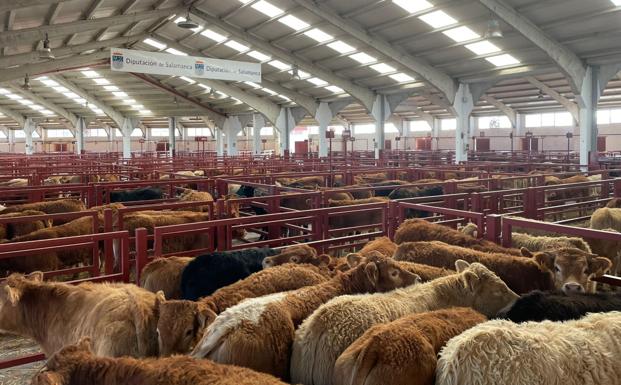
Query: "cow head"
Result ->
[[524, 248, 612, 293], [261, 244, 319, 268], [0, 272, 44, 328], [32, 337, 93, 385], [455, 260, 519, 317], [156, 299, 217, 356], [348, 254, 421, 292]]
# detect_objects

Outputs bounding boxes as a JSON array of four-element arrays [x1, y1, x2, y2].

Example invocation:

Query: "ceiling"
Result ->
[[0, 0, 620, 132]]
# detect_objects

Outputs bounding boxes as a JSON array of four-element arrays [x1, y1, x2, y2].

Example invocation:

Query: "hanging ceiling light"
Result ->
[[537, 90, 544, 100], [22, 74, 31, 90], [484, 18, 503, 39], [177, 8, 199, 29], [208, 88, 216, 97], [38, 33, 55, 59], [291, 65, 301, 80]]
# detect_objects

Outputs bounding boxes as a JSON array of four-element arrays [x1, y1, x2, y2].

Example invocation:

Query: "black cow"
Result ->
[[498, 290, 621, 322], [110, 187, 163, 203], [371, 180, 410, 197], [180, 247, 278, 301], [389, 186, 444, 218]]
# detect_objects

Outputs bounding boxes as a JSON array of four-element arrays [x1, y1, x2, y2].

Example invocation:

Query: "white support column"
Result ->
[[453, 83, 475, 163], [275, 108, 293, 156], [223, 116, 242, 156], [215, 126, 224, 156], [432, 118, 440, 150], [7, 128, 15, 152], [577, 66, 598, 169], [168, 117, 177, 157], [315, 102, 332, 158], [22, 117, 36, 155], [75, 116, 86, 155], [120, 118, 138, 159], [253, 114, 264, 155], [371, 94, 388, 159]]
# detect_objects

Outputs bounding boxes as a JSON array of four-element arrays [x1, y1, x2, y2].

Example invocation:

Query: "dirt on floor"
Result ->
[[0, 334, 44, 385]]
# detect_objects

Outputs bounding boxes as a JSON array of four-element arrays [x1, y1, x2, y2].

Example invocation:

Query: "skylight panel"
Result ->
[[51, 86, 69, 93], [179, 76, 196, 84], [279, 15, 309, 31], [143, 38, 167, 50], [112, 91, 129, 98], [304, 28, 333, 43], [247, 50, 271, 61], [327, 40, 356, 54], [165, 48, 188, 56], [121, 99, 137, 105], [93, 78, 110, 85], [201, 29, 227, 43], [390, 73, 415, 82], [251, 1, 284, 18], [224, 40, 249, 52], [62, 92, 80, 99], [262, 88, 278, 95], [611, 0, 621, 5], [104, 85, 119, 91], [130, 104, 145, 109], [73, 98, 86, 104], [40, 79, 59, 87], [370, 63, 396, 74], [325, 85, 344, 93], [6, 94, 23, 100], [0, 88, 9, 94], [288, 69, 310, 79], [30, 105, 44, 110], [443, 26, 480, 42], [139, 110, 153, 115], [17, 99, 34, 106], [81, 70, 100, 78], [268, 60, 291, 70], [349, 52, 377, 64], [392, 0, 432, 13], [465, 40, 501, 55], [216, 91, 228, 98], [41, 109, 55, 115], [279, 95, 291, 101], [244, 81, 262, 89], [418, 10, 457, 28], [485, 54, 520, 67], [198, 84, 212, 91], [307, 77, 328, 86]]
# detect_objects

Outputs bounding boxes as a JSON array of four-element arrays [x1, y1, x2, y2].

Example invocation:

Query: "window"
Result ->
[[611, 109, 621, 123], [131, 128, 143, 137], [187, 128, 212, 137], [87, 128, 108, 137], [354, 124, 375, 134], [46, 129, 74, 138], [384, 123, 399, 133], [525, 112, 575, 128], [441, 119, 456, 131], [307, 126, 319, 135], [329, 125, 344, 135], [525, 114, 541, 128], [541, 113, 555, 127], [555, 112, 573, 127], [0, 131, 6, 139], [409, 120, 431, 132], [598, 110, 611, 125], [478, 116, 511, 129], [260, 126, 274, 136], [13, 130, 40, 138], [151, 128, 170, 137]]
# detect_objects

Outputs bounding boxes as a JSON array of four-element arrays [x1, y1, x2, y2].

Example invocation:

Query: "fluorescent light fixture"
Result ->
[[418, 10, 457, 28], [73, 98, 86, 104], [268, 60, 291, 70], [247, 50, 271, 61], [179, 76, 196, 84], [443, 26, 480, 42], [30, 105, 44, 110], [465, 40, 501, 55], [262, 88, 278, 95], [0, 88, 9, 94], [41, 109, 55, 115], [307, 77, 328, 86], [88, 104, 100, 111], [139, 110, 152, 115], [349, 52, 377, 64], [216, 91, 228, 97], [279, 95, 291, 101], [6, 94, 23, 100], [201, 29, 227, 42], [370, 63, 396, 74], [165, 48, 188, 56], [390, 72, 415, 82], [40, 79, 59, 87], [93, 78, 110, 85], [143, 38, 167, 50], [17, 99, 34, 105], [325, 85, 344, 93], [122, 99, 137, 104], [392, 0, 432, 13], [224, 40, 249, 52], [52, 86, 69, 93], [62, 92, 80, 99], [304, 28, 333, 42], [112, 91, 129, 98], [198, 84, 211, 91], [251, 0, 283, 18], [130, 104, 145, 109], [244, 81, 262, 89], [485, 54, 520, 67], [104, 85, 119, 91], [81, 70, 100, 78], [278, 14, 309, 30], [327, 40, 356, 54]]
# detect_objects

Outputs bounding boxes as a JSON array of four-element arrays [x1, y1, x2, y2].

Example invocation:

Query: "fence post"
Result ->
[[501, 218, 512, 248], [471, 192, 482, 214], [134, 227, 148, 284], [103, 208, 114, 275], [614, 179, 621, 197], [524, 187, 537, 219], [485, 214, 502, 243]]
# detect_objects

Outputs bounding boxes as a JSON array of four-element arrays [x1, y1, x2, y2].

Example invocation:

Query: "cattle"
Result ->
[[544, 175, 591, 201], [359, 236, 397, 258], [394, 219, 523, 256], [275, 176, 324, 189], [32, 337, 290, 385], [157, 263, 329, 356], [0, 178, 28, 187], [191, 254, 420, 379], [327, 197, 388, 234], [333, 308, 487, 385], [140, 256, 194, 299], [289, 261, 518, 385], [388, 185, 443, 200], [369, 180, 410, 197], [589, 207, 621, 275], [436, 311, 621, 385], [110, 187, 163, 203], [177, 188, 213, 212], [0, 272, 162, 357], [499, 290, 621, 322], [1, 199, 86, 225], [181, 245, 315, 300], [0, 210, 50, 241], [606, 198, 621, 208]]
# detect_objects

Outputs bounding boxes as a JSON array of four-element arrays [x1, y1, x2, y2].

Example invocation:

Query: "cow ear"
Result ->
[[32, 372, 64, 385], [154, 291, 166, 309], [364, 262, 379, 285], [76, 337, 93, 353], [347, 253, 364, 268], [197, 307, 217, 329], [520, 247, 533, 257], [462, 270, 480, 292], [27, 271, 44, 282], [455, 259, 470, 273], [318, 254, 331, 266], [533, 252, 555, 271], [588, 256, 612, 276]]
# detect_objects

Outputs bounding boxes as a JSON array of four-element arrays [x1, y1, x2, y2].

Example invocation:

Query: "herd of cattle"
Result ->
[[1, 216, 621, 384]]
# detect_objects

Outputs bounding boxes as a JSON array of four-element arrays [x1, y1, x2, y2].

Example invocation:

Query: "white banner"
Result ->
[[110, 48, 261, 82]]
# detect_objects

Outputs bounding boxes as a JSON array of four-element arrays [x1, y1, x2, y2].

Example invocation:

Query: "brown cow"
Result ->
[[140, 256, 194, 300], [327, 197, 388, 234], [0, 210, 51, 240]]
